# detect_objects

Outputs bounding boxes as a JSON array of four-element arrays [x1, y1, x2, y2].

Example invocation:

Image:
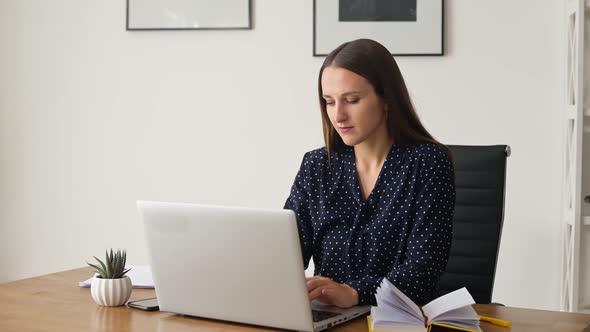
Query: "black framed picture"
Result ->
[[313, 0, 444, 56], [126, 0, 252, 31]]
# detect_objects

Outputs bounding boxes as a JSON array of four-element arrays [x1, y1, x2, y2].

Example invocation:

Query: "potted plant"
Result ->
[[87, 249, 132, 306]]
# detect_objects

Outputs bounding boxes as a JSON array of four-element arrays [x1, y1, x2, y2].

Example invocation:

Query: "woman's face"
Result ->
[[321, 66, 387, 147]]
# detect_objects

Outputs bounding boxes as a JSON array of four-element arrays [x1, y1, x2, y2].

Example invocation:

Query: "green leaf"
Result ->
[[114, 250, 122, 277], [120, 267, 131, 278], [114, 250, 127, 278], [86, 262, 106, 278], [93, 256, 108, 277], [112, 250, 118, 278], [112, 249, 118, 277], [121, 251, 127, 277], [105, 250, 112, 278], [90, 249, 129, 279]]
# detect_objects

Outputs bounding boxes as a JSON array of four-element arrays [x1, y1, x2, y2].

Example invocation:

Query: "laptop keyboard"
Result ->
[[312, 310, 341, 322]]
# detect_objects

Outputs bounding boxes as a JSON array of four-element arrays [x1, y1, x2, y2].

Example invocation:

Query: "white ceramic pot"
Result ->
[[90, 276, 132, 306]]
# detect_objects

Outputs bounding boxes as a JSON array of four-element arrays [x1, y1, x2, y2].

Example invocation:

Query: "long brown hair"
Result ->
[[318, 39, 452, 163]]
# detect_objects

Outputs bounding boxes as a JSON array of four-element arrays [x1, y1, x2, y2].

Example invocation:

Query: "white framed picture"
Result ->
[[313, 0, 444, 56], [127, 0, 252, 30]]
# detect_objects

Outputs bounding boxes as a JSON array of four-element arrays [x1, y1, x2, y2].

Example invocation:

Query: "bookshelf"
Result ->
[[560, 0, 589, 313]]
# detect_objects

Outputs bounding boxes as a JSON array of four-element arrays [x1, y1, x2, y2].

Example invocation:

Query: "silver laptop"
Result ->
[[137, 201, 370, 332]]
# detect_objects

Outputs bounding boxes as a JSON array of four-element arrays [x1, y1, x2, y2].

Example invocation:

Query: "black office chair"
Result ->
[[435, 145, 510, 304]]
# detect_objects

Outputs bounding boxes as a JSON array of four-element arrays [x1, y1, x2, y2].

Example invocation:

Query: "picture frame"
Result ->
[[126, 0, 252, 31], [313, 0, 444, 56]]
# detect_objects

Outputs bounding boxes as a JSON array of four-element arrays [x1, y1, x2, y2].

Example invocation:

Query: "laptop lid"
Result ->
[[138, 201, 316, 332]]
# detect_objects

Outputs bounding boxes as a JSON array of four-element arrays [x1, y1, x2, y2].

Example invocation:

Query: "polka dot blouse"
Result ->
[[284, 142, 455, 306]]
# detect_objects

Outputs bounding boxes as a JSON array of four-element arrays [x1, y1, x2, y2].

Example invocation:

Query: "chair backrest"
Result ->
[[435, 145, 510, 304]]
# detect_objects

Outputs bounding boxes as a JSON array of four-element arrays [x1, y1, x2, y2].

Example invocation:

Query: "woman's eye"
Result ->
[[325, 100, 335, 105], [347, 99, 359, 104]]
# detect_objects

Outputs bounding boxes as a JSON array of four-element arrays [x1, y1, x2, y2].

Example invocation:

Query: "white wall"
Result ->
[[0, 0, 564, 310]]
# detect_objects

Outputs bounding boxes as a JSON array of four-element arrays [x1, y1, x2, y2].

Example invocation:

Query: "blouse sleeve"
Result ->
[[346, 150, 455, 305], [283, 152, 314, 270]]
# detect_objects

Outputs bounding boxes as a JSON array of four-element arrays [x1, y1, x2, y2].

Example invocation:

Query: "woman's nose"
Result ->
[[334, 102, 347, 122]]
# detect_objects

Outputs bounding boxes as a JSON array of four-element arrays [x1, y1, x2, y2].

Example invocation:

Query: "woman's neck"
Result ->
[[353, 128, 394, 170]]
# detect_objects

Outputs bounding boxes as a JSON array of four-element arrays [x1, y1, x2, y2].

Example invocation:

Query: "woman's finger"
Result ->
[[306, 277, 331, 292], [315, 287, 338, 305], [321, 287, 332, 296], [306, 275, 330, 282], [309, 286, 328, 300]]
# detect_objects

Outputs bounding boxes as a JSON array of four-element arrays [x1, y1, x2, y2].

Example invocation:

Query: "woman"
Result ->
[[284, 39, 455, 309]]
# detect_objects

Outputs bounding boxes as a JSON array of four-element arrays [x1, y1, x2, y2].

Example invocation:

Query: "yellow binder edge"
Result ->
[[367, 315, 425, 332], [367, 316, 391, 332], [428, 322, 478, 332], [368, 316, 478, 332]]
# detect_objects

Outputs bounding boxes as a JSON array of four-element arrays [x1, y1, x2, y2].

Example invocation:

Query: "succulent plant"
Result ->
[[87, 249, 131, 279]]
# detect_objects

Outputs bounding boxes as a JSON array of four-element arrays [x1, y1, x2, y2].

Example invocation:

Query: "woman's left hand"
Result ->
[[306, 275, 359, 308]]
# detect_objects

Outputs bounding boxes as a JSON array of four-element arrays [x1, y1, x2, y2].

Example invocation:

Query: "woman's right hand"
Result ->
[[306, 275, 359, 308]]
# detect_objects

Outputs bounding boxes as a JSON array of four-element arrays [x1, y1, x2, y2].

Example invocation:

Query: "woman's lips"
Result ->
[[339, 126, 354, 134]]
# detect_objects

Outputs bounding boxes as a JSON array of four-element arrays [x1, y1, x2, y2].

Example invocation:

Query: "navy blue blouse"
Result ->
[[284, 142, 455, 306]]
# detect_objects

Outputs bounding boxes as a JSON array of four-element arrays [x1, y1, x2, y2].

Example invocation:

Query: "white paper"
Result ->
[[372, 279, 425, 331], [381, 278, 423, 318], [79, 265, 154, 288], [434, 306, 480, 323], [371, 305, 420, 325], [371, 279, 481, 332], [422, 287, 475, 322]]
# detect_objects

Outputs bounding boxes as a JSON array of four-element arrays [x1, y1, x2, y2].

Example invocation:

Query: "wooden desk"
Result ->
[[0, 267, 589, 332]]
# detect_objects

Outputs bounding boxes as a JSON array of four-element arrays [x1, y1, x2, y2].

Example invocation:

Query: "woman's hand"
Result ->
[[306, 276, 359, 308]]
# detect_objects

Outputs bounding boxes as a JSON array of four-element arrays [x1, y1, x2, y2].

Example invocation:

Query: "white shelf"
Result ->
[[562, 0, 589, 313], [567, 216, 590, 225], [571, 107, 590, 117]]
